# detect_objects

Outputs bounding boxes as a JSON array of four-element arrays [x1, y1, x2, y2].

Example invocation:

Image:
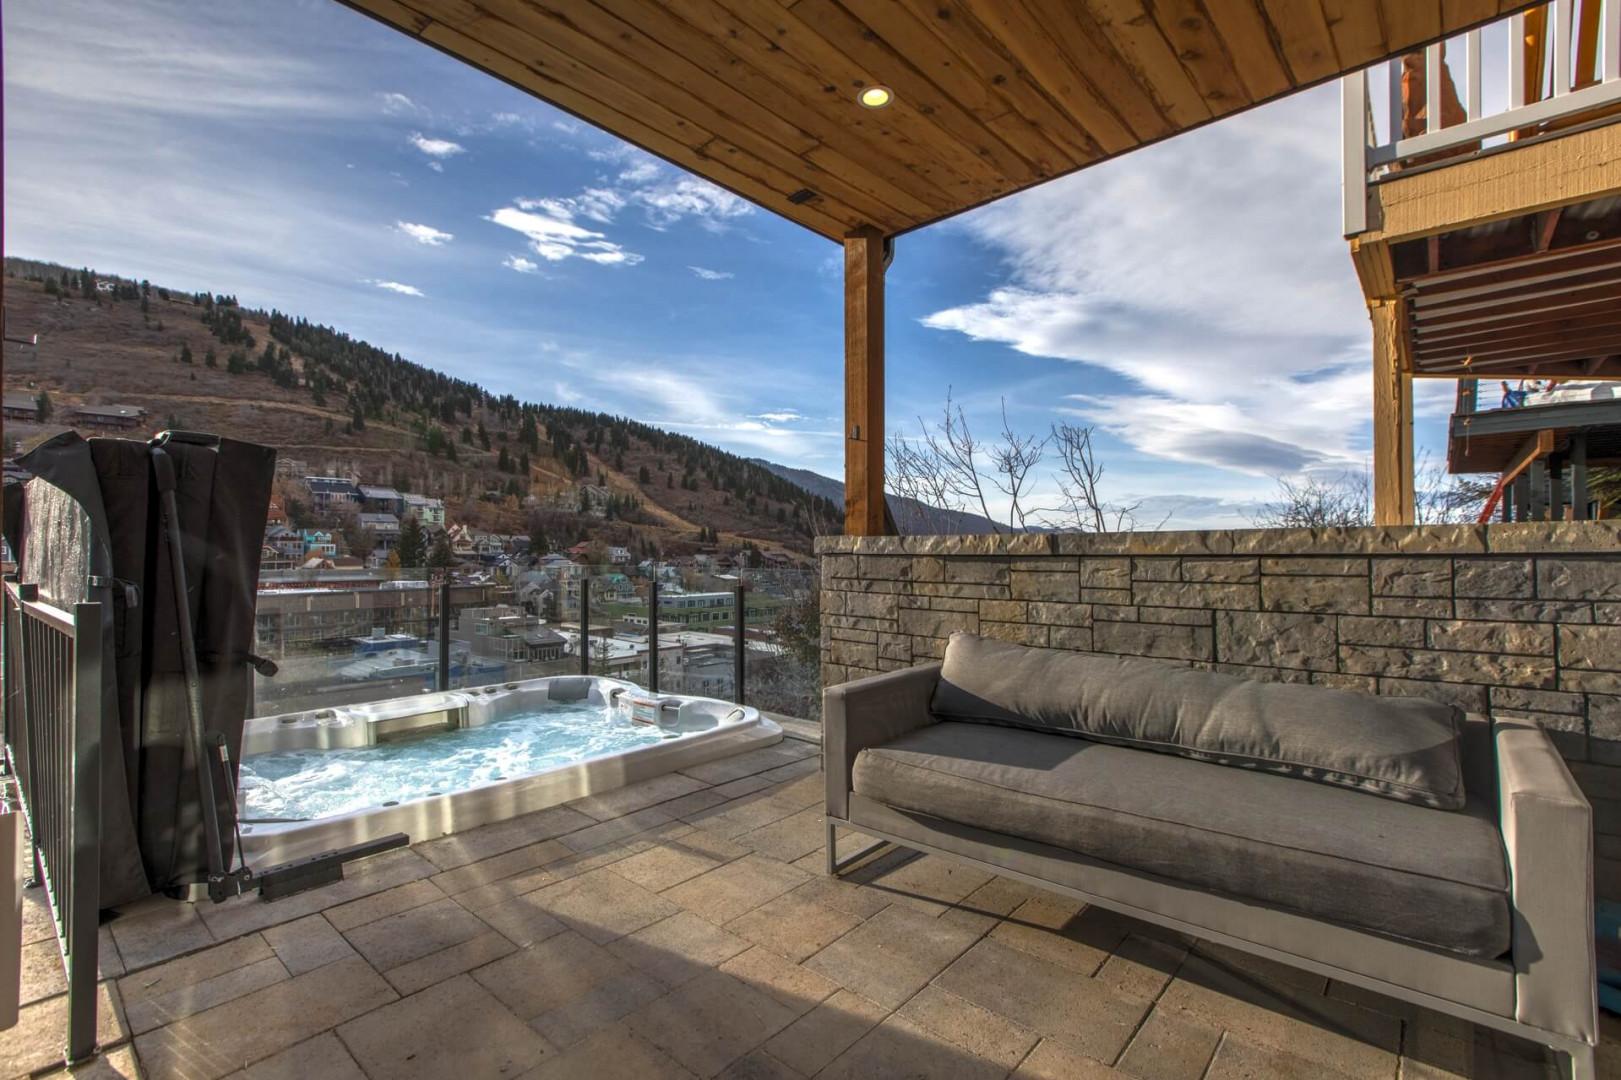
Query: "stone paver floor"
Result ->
[[4, 732, 1617, 1079]]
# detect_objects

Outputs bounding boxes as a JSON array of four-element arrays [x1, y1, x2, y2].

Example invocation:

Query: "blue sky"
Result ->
[[3, 0, 1456, 528]]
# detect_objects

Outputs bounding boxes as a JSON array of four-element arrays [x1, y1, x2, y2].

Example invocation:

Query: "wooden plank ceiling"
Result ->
[[341, 0, 1539, 241]]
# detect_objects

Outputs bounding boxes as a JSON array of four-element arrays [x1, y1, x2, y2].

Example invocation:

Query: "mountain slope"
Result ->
[[2, 259, 837, 559], [753, 459, 1000, 534]]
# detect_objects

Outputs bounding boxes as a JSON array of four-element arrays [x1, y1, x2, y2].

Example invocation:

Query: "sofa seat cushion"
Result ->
[[852, 722, 1510, 958], [932, 633, 1466, 809]]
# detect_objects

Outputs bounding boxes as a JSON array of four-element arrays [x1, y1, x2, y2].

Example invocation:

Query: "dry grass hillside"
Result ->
[[2, 263, 830, 561]]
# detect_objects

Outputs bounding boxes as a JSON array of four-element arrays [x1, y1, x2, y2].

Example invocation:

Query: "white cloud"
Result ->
[[378, 92, 420, 115], [519, 189, 625, 225], [618, 159, 662, 184], [503, 255, 539, 274], [4, 0, 358, 121], [636, 177, 751, 230], [688, 266, 733, 281], [409, 132, 465, 158], [922, 84, 1371, 481], [369, 280, 425, 297], [396, 221, 453, 246], [755, 410, 804, 422], [488, 205, 642, 266]]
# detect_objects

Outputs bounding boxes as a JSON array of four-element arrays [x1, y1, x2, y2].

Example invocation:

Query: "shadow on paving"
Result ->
[[0, 745, 1600, 1079]]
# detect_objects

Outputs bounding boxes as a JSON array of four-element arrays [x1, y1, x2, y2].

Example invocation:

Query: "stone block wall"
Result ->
[[818, 523, 1621, 895]]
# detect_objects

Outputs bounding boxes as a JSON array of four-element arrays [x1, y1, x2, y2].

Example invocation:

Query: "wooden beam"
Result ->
[[1535, 206, 1563, 250], [1502, 429, 1557, 486], [1365, 121, 1621, 244], [844, 229, 889, 536], [1372, 301, 1416, 525]]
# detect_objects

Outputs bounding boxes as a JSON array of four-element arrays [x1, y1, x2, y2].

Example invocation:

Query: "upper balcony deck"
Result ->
[[1342, 0, 1621, 383], [1450, 378, 1621, 471]]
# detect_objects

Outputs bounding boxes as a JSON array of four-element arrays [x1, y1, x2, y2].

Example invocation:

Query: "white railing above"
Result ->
[[1343, 0, 1621, 235]]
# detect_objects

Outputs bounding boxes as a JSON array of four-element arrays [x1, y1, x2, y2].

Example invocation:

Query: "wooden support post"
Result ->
[[844, 228, 889, 536], [1371, 301, 1415, 525]]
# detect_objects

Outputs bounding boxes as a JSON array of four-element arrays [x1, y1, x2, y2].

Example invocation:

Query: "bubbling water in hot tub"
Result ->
[[240, 697, 682, 822]]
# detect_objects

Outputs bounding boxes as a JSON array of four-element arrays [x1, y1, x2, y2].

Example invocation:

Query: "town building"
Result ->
[[401, 493, 445, 528], [451, 604, 568, 664], [3, 394, 41, 423], [70, 403, 146, 429], [253, 580, 499, 657], [304, 476, 361, 514], [358, 485, 405, 516], [300, 529, 336, 557], [356, 512, 402, 551]]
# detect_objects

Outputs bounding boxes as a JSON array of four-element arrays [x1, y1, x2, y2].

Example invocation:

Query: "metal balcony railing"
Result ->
[[1, 580, 102, 1064], [1344, 0, 1621, 235]]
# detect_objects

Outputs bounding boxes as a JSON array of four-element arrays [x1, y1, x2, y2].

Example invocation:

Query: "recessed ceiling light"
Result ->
[[858, 85, 894, 109]]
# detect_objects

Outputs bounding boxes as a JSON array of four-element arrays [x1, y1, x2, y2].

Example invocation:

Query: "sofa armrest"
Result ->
[[1496, 718, 1596, 1044], [823, 663, 941, 819]]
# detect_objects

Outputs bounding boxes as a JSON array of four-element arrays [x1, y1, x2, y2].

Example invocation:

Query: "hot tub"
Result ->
[[236, 676, 780, 864]]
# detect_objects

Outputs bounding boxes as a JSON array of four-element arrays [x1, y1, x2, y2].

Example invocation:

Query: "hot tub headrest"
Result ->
[[548, 677, 593, 703]]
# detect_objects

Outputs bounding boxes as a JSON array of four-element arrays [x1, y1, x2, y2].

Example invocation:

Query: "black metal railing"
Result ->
[[1, 579, 102, 1064]]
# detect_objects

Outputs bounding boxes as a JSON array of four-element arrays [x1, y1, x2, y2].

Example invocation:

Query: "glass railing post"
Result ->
[[437, 581, 451, 691], [579, 576, 591, 676], [648, 580, 660, 693], [734, 582, 746, 705]]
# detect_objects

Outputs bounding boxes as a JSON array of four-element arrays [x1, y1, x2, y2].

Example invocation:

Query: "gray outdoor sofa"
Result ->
[[823, 632, 1598, 1078]]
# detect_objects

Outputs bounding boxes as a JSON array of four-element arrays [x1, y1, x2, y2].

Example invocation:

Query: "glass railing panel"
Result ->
[[738, 565, 822, 723]]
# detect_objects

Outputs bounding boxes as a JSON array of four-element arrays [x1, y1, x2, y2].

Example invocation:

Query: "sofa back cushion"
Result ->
[[931, 632, 1467, 809]]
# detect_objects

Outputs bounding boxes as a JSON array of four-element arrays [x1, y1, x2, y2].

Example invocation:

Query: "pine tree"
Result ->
[[396, 515, 426, 568], [351, 402, 366, 431], [180, 344, 194, 364], [35, 392, 52, 422], [498, 446, 512, 472], [428, 534, 454, 569]]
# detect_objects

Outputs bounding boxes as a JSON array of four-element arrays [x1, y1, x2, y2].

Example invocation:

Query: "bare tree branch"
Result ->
[[990, 400, 1047, 530]]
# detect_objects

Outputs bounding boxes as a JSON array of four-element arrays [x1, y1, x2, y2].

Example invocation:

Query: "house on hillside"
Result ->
[[300, 529, 337, 557], [358, 485, 405, 516], [3, 395, 40, 423], [265, 524, 303, 559], [533, 553, 576, 575], [259, 545, 295, 573], [304, 476, 360, 514], [265, 499, 288, 527], [401, 493, 445, 528], [357, 512, 401, 551], [71, 403, 146, 429], [608, 545, 632, 565]]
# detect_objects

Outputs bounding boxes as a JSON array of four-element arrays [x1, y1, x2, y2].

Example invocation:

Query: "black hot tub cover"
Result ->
[[3, 430, 275, 907]]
